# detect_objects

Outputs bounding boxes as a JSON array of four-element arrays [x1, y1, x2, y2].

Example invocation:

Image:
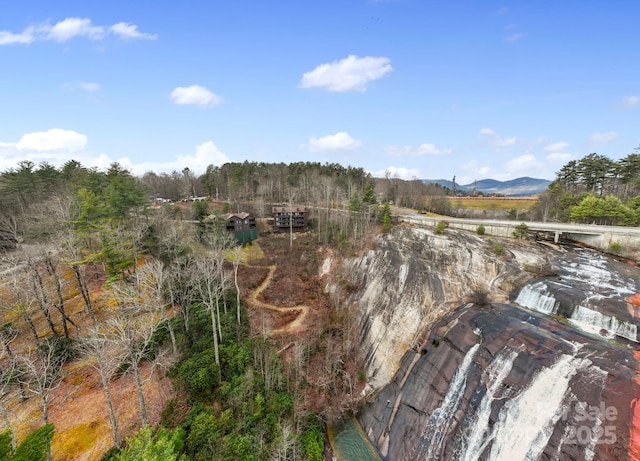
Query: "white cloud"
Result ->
[[372, 166, 423, 180], [110, 22, 158, 40], [63, 81, 101, 93], [588, 131, 618, 146], [307, 132, 362, 152], [0, 130, 229, 176], [386, 143, 452, 156], [120, 141, 230, 175], [47, 17, 104, 42], [79, 82, 101, 92], [171, 85, 222, 107], [546, 152, 573, 163], [0, 17, 156, 46], [620, 95, 640, 109], [300, 55, 392, 92], [504, 154, 543, 175], [544, 141, 570, 152], [479, 127, 517, 148], [505, 32, 525, 43], [0, 26, 36, 45], [180, 141, 229, 170], [460, 159, 494, 183], [0, 129, 90, 171], [16, 129, 87, 152]]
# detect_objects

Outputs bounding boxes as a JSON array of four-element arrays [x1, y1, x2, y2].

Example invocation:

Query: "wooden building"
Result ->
[[272, 206, 308, 232], [208, 212, 258, 244]]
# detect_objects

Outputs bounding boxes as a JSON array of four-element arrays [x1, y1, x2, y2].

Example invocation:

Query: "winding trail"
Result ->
[[247, 264, 309, 336]]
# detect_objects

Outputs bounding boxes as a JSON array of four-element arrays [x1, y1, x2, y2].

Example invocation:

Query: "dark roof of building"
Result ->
[[205, 212, 254, 222], [221, 212, 252, 220]]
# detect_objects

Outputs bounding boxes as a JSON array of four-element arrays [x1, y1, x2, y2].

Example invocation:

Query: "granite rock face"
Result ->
[[358, 304, 637, 460], [322, 225, 550, 391]]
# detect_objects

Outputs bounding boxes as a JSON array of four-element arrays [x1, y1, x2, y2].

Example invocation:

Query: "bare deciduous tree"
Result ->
[[77, 327, 124, 448], [0, 322, 26, 402], [0, 359, 19, 451], [3, 262, 41, 348], [107, 283, 163, 428], [108, 269, 176, 429], [42, 252, 78, 337], [230, 246, 243, 325], [25, 258, 59, 338], [18, 340, 65, 426], [194, 254, 223, 367], [137, 259, 178, 356], [18, 339, 65, 461]]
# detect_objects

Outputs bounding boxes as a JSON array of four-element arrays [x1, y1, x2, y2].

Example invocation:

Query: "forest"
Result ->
[[0, 150, 637, 460]]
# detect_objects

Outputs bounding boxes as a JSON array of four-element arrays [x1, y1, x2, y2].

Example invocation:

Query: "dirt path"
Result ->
[[247, 264, 308, 336]]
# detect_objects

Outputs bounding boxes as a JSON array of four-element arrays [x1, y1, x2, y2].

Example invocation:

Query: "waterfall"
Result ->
[[456, 347, 519, 461], [487, 354, 585, 461], [515, 282, 558, 314], [570, 305, 638, 342], [414, 343, 480, 460]]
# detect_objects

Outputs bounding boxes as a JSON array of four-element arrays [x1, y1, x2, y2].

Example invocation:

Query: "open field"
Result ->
[[449, 196, 538, 211]]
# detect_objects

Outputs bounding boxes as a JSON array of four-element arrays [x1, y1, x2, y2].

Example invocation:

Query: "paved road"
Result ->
[[396, 208, 640, 237]]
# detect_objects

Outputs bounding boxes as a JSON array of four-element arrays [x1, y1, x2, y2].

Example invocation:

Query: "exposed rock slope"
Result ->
[[323, 224, 551, 391]]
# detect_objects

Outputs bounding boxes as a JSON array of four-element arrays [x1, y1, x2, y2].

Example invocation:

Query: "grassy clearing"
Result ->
[[450, 197, 538, 211]]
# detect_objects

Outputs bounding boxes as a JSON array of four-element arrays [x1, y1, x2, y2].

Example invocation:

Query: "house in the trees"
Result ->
[[210, 212, 258, 244], [272, 206, 308, 233]]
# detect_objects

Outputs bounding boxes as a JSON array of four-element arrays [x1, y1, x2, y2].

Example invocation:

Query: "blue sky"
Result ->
[[1, 1, 638, 184]]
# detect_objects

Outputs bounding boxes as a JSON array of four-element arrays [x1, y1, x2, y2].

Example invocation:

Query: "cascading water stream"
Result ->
[[456, 347, 519, 461], [412, 343, 480, 460], [570, 305, 637, 342], [515, 281, 558, 314], [487, 353, 587, 461], [514, 248, 640, 343]]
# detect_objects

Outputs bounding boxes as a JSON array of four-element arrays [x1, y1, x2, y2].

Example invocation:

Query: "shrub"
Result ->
[[468, 288, 490, 307], [435, 221, 447, 234], [177, 349, 221, 400], [493, 242, 504, 255], [512, 222, 529, 239], [301, 428, 324, 461], [99, 447, 121, 461], [381, 203, 392, 233], [476, 224, 486, 235], [112, 426, 184, 461], [186, 409, 234, 458], [609, 242, 623, 254], [161, 398, 184, 429]]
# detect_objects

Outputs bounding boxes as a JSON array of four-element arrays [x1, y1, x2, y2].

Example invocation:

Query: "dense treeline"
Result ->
[[0, 159, 450, 251], [0, 160, 147, 248], [532, 151, 640, 225]]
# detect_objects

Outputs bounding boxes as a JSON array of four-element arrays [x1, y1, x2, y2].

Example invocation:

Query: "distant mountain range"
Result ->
[[422, 176, 551, 196]]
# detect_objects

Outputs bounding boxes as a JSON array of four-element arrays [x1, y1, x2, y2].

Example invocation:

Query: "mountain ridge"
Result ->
[[422, 176, 551, 196]]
